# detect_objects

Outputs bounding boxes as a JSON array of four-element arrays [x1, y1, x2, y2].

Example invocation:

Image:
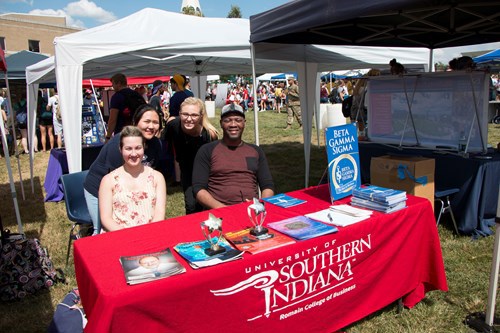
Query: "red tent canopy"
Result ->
[[82, 75, 170, 88], [0, 48, 7, 72]]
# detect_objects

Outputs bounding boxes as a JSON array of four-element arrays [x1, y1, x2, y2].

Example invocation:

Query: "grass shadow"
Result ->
[[0, 176, 47, 237]]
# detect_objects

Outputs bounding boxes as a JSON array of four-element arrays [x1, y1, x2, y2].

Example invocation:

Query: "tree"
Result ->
[[182, 6, 203, 17], [227, 5, 242, 18]]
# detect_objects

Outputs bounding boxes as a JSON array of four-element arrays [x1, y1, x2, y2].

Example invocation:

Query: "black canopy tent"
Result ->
[[250, 0, 500, 181], [250, 1, 500, 332], [250, 0, 500, 48]]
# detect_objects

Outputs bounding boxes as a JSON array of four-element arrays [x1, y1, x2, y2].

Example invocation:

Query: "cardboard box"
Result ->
[[370, 155, 435, 210]]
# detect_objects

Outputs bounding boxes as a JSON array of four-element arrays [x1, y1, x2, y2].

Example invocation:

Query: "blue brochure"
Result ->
[[262, 193, 306, 208], [267, 216, 338, 240]]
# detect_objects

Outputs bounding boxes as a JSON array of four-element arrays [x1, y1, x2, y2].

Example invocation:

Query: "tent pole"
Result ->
[[250, 43, 259, 146], [465, 184, 500, 332], [27, 82, 36, 194], [466, 72, 487, 154], [398, 76, 420, 148], [90, 79, 107, 136], [4, 75, 25, 200], [0, 103, 23, 234], [429, 49, 434, 72]]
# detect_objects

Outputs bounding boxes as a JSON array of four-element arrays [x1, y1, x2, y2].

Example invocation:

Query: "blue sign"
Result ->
[[325, 123, 361, 201]]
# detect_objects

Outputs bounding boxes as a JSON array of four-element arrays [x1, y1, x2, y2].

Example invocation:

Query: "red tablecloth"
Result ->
[[74, 184, 448, 333]]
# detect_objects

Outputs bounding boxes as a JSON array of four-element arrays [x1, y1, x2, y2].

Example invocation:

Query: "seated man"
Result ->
[[192, 107, 275, 209]]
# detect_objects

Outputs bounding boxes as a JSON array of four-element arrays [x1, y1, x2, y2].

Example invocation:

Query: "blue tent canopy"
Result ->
[[473, 49, 500, 65], [1, 50, 48, 80], [321, 73, 346, 81], [0, 50, 53, 87], [270, 72, 297, 80]]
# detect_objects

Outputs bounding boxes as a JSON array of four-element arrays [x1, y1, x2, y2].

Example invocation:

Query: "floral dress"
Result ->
[[110, 167, 157, 228]]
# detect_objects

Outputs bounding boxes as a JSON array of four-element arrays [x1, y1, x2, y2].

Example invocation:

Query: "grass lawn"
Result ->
[[0, 109, 499, 333]]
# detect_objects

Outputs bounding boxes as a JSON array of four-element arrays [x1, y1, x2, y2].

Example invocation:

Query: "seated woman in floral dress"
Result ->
[[98, 126, 166, 232]]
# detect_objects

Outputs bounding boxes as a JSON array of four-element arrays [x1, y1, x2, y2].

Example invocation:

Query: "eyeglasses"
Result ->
[[222, 117, 245, 124], [180, 112, 201, 120]]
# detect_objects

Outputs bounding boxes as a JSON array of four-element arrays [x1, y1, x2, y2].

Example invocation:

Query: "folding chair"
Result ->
[[435, 188, 460, 235], [60, 170, 93, 268]]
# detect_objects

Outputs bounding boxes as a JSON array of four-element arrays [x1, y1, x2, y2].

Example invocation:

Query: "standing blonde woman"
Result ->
[[99, 126, 166, 232], [163, 97, 218, 214], [351, 69, 381, 137]]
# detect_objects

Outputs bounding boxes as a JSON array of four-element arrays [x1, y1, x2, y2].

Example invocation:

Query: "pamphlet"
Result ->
[[267, 216, 338, 240], [305, 208, 371, 227], [329, 204, 373, 217], [119, 248, 186, 285], [173, 237, 244, 269], [262, 193, 306, 208], [225, 228, 296, 254]]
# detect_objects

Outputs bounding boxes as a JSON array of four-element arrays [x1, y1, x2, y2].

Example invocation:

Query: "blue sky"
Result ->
[[0, 0, 290, 28], [1, 0, 498, 63]]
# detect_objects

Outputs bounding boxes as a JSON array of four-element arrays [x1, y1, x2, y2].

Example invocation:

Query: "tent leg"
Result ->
[[465, 185, 500, 332]]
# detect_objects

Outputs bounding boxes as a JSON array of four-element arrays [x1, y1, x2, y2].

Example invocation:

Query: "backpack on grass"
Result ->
[[0, 225, 65, 302]]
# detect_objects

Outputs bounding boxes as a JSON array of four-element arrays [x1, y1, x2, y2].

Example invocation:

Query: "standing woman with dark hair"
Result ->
[[38, 90, 54, 152], [84, 104, 163, 234]]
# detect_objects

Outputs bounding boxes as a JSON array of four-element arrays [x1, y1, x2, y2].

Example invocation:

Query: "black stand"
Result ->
[[466, 185, 500, 333], [204, 245, 226, 256], [250, 226, 268, 237]]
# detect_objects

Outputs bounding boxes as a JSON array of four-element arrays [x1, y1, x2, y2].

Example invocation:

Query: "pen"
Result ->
[[327, 213, 333, 223]]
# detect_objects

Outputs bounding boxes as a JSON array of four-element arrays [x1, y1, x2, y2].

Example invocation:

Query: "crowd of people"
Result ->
[[1, 54, 498, 232], [79, 72, 275, 234]]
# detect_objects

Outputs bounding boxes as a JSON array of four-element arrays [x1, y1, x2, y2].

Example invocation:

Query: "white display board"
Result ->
[[367, 71, 489, 152]]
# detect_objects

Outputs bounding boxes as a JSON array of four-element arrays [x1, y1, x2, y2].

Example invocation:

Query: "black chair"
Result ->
[[435, 188, 460, 235], [60, 170, 93, 268]]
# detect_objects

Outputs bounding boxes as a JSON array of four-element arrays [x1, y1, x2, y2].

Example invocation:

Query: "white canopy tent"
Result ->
[[26, 8, 428, 174]]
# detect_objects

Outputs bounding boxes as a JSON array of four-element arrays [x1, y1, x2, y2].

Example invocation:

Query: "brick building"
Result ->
[[0, 13, 81, 56]]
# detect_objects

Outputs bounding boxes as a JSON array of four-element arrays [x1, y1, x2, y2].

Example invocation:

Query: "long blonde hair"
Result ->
[[353, 69, 381, 96], [180, 97, 219, 138]]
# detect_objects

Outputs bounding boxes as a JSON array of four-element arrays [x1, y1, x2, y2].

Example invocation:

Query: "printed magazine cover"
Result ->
[[267, 216, 338, 240], [225, 228, 296, 254], [325, 123, 361, 201], [173, 237, 243, 269], [120, 248, 186, 285]]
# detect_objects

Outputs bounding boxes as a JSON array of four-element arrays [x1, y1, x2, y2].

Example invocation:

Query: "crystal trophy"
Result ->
[[248, 198, 268, 236], [200, 213, 226, 256]]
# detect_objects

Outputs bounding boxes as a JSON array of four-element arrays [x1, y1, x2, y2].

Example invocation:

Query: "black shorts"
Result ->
[[39, 117, 53, 126]]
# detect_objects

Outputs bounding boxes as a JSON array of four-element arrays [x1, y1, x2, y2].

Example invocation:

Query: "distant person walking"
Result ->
[[47, 87, 63, 148], [284, 77, 302, 130]]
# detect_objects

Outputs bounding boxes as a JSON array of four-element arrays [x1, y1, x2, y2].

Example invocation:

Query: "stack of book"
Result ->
[[351, 185, 407, 213]]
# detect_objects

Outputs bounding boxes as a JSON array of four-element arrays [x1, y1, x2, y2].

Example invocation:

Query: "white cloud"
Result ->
[[6, 0, 34, 5], [64, 0, 117, 24], [28, 8, 84, 28], [433, 42, 500, 64], [28, 0, 116, 29]]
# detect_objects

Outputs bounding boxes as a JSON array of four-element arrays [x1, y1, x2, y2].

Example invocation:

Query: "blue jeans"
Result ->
[[84, 189, 101, 235]]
